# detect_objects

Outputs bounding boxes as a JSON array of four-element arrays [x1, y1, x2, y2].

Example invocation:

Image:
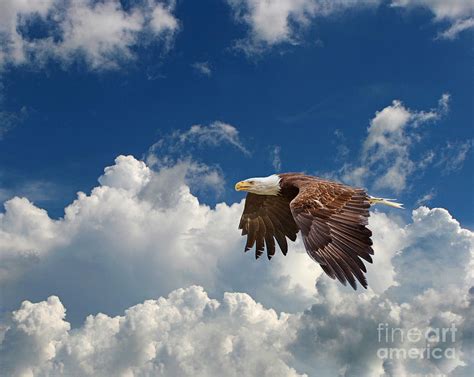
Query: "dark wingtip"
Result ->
[[363, 254, 373, 264], [267, 254, 273, 260]]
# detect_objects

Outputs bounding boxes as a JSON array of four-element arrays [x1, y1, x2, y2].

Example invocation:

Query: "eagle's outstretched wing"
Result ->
[[239, 193, 299, 259], [290, 180, 373, 289]]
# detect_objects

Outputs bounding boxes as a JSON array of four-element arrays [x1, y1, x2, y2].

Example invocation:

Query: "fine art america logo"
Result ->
[[376, 322, 458, 376]]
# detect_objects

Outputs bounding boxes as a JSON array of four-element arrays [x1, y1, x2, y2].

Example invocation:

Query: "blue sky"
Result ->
[[1, 0, 472, 223], [0, 1, 473, 376]]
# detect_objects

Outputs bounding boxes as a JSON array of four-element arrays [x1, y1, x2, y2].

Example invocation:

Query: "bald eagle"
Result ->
[[235, 173, 402, 290]]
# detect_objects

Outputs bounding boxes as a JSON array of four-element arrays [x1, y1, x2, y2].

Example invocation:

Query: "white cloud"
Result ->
[[226, 1, 473, 54], [290, 206, 473, 377], [415, 188, 436, 206], [437, 17, 474, 39], [98, 155, 152, 195], [180, 122, 249, 154], [340, 93, 450, 193], [388, 207, 473, 299], [1, 204, 472, 376], [0, 296, 70, 377], [392, 0, 474, 40], [0, 0, 56, 66], [56, 1, 146, 69], [0, 155, 473, 376], [226, 0, 378, 54], [391, 0, 474, 21], [192, 61, 212, 76], [227, 0, 316, 49], [144, 158, 227, 198], [0, 286, 305, 377], [0, 155, 317, 325], [435, 139, 473, 174], [144, 121, 250, 197], [148, 121, 250, 158], [149, 1, 179, 33], [0, 0, 179, 70]]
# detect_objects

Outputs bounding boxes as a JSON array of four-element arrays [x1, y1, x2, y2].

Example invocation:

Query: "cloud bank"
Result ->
[[0, 155, 320, 325], [0, 154, 473, 376], [1, 287, 304, 377]]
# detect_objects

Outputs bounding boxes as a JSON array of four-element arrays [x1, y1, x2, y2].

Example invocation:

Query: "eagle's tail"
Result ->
[[369, 196, 404, 209]]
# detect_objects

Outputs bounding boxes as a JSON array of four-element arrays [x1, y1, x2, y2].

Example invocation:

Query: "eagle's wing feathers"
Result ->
[[289, 181, 373, 289], [239, 193, 299, 259]]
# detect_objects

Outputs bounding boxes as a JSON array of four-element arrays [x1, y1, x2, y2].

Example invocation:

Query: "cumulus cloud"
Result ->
[[0, 202, 472, 376], [0, 155, 321, 327], [0, 286, 304, 377], [339, 93, 450, 193], [0, 153, 473, 376], [290, 206, 473, 377], [0, 153, 416, 329], [146, 158, 227, 197], [0, 0, 179, 70], [99, 155, 152, 195], [0, 296, 70, 377]]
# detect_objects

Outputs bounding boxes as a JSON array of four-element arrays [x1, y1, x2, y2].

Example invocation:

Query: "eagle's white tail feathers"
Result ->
[[369, 196, 404, 209]]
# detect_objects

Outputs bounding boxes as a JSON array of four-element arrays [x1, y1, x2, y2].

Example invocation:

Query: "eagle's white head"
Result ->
[[235, 174, 281, 195]]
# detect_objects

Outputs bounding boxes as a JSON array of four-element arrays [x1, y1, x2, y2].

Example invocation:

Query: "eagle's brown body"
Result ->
[[238, 173, 374, 290]]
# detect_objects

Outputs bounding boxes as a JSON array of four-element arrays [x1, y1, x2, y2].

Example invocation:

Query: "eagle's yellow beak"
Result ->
[[235, 181, 252, 191]]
